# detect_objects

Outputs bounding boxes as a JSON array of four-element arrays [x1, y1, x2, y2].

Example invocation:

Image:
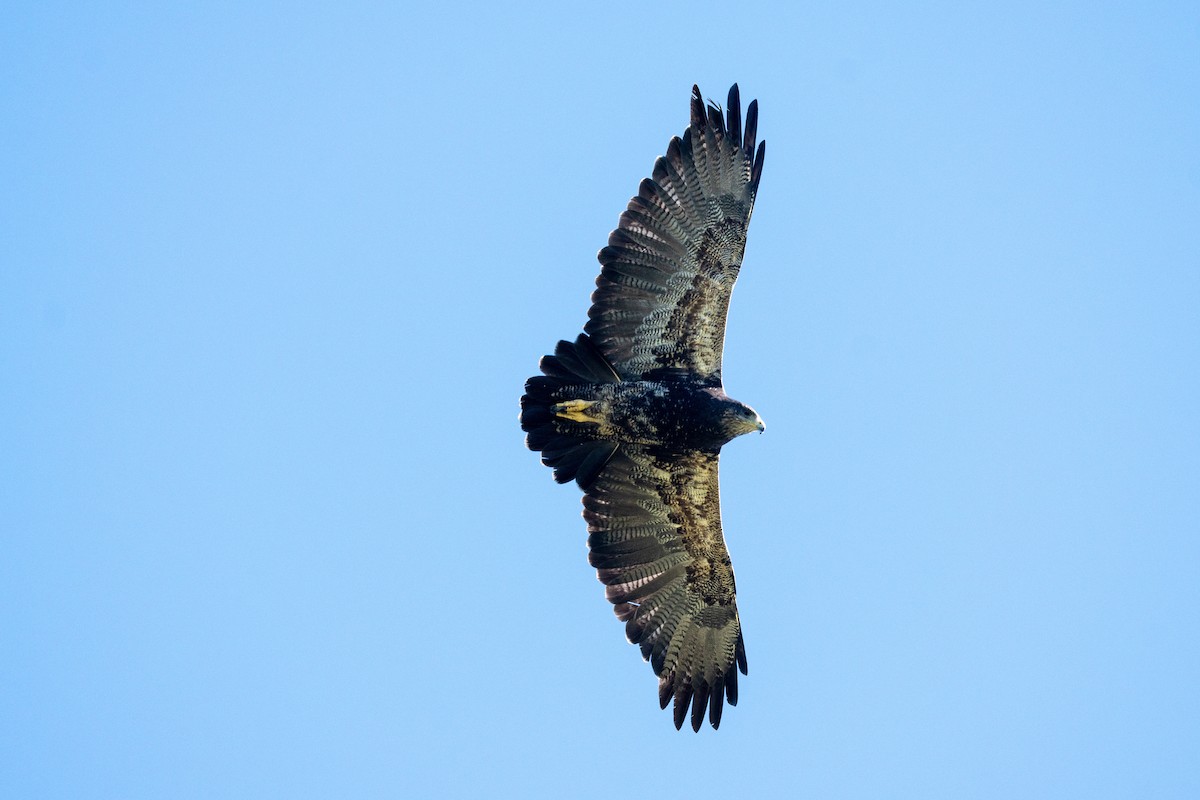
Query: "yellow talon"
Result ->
[[552, 399, 599, 423]]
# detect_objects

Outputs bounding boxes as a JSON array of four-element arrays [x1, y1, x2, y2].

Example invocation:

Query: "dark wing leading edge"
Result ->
[[585, 84, 766, 384], [584, 445, 747, 731]]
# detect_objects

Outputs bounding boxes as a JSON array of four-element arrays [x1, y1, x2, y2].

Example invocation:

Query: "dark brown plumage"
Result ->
[[520, 84, 766, 731]]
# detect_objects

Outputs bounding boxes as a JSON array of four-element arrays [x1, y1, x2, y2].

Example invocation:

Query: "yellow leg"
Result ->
[[552, 399, 599, 423]]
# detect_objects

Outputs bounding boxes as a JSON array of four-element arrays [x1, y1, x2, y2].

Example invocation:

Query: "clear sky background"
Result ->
[[3, 2, 1198, 798]]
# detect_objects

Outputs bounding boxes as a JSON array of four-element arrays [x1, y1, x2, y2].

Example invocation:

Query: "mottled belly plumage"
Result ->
[[550, 379, 743, 453]]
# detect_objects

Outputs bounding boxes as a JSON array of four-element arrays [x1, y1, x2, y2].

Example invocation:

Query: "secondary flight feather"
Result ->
[[520, 84, 766, 731]]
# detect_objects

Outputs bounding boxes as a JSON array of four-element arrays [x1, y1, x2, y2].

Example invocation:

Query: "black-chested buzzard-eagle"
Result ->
[[520, 84, 766, 731]]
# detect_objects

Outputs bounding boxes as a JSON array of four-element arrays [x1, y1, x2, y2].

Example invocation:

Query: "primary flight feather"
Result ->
[[520, 84, 766, 731]]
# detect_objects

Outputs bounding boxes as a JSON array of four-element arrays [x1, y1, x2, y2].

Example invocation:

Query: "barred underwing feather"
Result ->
[[585, 84, 764, 384], [582, 445, 747, 730]]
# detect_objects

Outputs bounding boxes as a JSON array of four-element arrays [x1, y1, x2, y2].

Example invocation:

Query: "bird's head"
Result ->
[[722, 400, 765, 439]]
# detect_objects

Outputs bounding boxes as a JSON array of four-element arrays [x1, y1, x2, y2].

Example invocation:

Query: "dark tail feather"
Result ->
[[542, 334, 620, 384], [520, 334, 619, 489]]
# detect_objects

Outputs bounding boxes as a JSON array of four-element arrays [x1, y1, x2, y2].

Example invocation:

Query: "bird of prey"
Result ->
[[520, 84, 766, 731]]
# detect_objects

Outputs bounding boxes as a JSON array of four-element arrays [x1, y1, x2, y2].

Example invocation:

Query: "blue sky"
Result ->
[[3, 2, 1198, 797]]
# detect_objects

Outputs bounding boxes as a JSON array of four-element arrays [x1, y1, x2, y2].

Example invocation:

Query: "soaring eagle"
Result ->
[[520, 85, 766, 731]]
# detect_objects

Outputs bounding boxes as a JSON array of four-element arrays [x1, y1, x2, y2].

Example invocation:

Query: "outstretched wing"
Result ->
[[585, 84, 766, 384], [584, 444, 748, 731]]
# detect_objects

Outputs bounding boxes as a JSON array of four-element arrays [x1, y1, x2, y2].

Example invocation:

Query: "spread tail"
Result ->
[[520, 334, 620, 488]]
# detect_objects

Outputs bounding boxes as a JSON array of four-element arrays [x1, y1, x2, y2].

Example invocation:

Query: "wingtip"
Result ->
[[726, 84, 742, 146], [690, 684, 711, 732], [709, 676, 726, 729], [689, 85, 705, 128], [751, 140, 766, 194]]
